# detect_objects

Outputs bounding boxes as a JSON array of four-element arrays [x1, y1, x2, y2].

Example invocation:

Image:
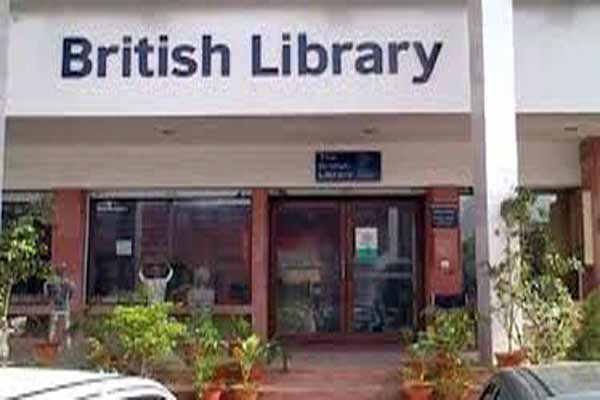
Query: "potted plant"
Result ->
[[194, 351, 226, 400], [230, 334, 269, 400], [188, 312, 226, 400], [400, 332, 435, 400], [85, 302, 185, 376], [429, 309, 474, 400], [32, 341, 59, 366], [489, 189, 532, 367], [491, 188, 581, 366], [0, 201, 53, 366]]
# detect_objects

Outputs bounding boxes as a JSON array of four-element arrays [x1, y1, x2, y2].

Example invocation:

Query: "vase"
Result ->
[[200, 385, 224, 400], [495, 349, 527, 368], [32, 342, 59, 367], [401, 380, 434, 400]]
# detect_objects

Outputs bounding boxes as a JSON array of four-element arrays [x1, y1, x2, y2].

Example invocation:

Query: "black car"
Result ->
[[481, 362, 600, 400]]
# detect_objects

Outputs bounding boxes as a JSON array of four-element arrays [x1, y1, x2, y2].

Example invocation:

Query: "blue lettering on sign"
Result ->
[[61, 33, 443, 82]]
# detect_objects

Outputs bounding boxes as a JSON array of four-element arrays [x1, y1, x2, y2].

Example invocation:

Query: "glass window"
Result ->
[[87, 197, 252, 306], [460, 194, 476, 303]]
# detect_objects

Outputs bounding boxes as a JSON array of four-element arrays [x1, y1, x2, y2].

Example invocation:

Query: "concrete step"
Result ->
[[261, 368, 400, 400]]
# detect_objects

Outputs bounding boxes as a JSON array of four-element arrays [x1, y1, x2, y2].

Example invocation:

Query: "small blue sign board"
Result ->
[[316, 151, 382, 182], [431, 204, 459, 229]]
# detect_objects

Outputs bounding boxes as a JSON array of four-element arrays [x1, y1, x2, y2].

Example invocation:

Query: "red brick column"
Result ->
[[424, 188, 463, 305], [52, 190, 87, 312], [251, 189, 269, 338], [581, 139, 600, 295]]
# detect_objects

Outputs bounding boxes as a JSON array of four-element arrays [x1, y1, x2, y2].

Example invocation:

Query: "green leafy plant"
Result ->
[[0, 203, 53, 331], [188, 312, 226, 393], [492, 188, 581, 364], [405, 309, 475, 400], [86, 302, 185, 376], [430, 309, 475, 357], [488, 188, 535, 353], [231, 334, 269, 394], [402, 332, 436, 382], [570, 289, 600, 361], [0, 201, 54, 364]]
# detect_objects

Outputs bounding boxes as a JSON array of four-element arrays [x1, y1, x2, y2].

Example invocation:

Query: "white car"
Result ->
[[0, 368, 176, 400]]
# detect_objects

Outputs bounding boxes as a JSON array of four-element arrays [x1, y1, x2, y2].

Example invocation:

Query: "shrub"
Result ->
[[570, 289, 600, 361], [86, 302, 185, 376], [0, 202, 53, 331], [520, 274, 578, 364], [429, 308, 475, 358], [492, 188, 581, 363], [429, 309, 474, 400]]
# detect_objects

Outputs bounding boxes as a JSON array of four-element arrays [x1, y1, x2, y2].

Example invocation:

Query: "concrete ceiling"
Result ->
[[6, 113, 600, 147]]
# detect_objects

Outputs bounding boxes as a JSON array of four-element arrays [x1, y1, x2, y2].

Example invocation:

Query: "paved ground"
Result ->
[[261, 345, 492, 400], [262, 344, 403, 400]]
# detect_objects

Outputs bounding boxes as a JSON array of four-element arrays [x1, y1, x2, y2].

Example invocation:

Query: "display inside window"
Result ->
[[87, 198, 252, 306]]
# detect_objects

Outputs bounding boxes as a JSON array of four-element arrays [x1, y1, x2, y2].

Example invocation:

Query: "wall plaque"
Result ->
[[431, 204, 459, 229], [316, 151, 381, 182]]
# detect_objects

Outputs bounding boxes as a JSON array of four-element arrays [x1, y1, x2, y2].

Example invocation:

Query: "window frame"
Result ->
[[85, 192, 253, 308]]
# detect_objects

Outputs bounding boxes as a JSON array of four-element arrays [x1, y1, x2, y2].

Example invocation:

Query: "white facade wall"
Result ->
[[6, 0, 600, 116], [2, 0, 593, 190], [4, 140, 579, 190]]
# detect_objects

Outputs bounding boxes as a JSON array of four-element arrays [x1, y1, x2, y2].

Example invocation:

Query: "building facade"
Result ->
[[2, 0, 600, 359]]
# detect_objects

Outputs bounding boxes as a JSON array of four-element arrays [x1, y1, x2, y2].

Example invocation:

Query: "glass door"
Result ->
[[271, 199, 418, 339], [272, 202, 342, 335], [349, 201, 416, 333]]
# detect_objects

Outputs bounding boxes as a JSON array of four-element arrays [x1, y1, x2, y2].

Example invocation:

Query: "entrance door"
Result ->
[[349, 201, 417, 333], [271, 199, 419, 339]]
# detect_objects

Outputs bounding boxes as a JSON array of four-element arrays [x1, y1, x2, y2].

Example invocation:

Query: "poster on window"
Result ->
[[115, 239, 133, 257], [355, 227, 378, 263]]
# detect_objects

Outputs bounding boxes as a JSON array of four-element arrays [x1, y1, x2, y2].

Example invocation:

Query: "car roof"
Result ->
[[0, 368, 174, 399], [527, 362, 600, 397], [492, 362, 600, 400]]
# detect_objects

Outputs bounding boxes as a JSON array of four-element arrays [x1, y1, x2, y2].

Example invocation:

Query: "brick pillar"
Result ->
[[424, 188, 463, 305], [251, 189, 269, 338], [52, 190, 87, 312], [580, 139, 600, 295]]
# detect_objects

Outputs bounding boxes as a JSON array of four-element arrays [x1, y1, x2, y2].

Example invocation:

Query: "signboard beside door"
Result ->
[[431, 204, 459, 228]]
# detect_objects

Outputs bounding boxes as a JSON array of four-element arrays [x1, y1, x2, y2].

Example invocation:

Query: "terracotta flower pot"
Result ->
[[214, 363, 237, 381], [250, 364, 265, 382], [200, 385, 224, 400], [32, 342, 59, 367], [401, 380, 434, 400], [495, 350, 527, 368], [233, 387, 258, 400]]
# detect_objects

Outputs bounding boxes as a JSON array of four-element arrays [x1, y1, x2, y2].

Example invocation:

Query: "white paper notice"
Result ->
[[355, 227, 378, 261], [116, 239, 133, 256]]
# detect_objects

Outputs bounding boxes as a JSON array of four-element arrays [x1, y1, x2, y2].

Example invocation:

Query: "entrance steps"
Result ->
[[262, 368, 398, 400], [261, 344, 402, 400]]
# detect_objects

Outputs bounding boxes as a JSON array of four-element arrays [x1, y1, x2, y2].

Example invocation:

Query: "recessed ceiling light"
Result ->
[[564, 124, 579, 134], [362, 127, 377, 136], [157, 127, 177, 136]]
